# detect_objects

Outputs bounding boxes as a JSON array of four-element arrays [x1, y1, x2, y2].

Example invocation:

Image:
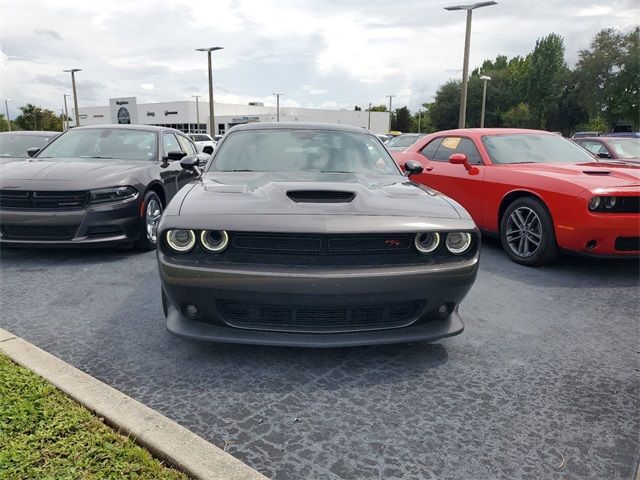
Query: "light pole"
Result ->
[[445, 1, 497, 129], [192, 95, 201, 131], [63, 68, 82, 127], [479, 75, 491, 127], [367, 102, 372, 130], [273, 92, 283, 122], [63, 94, 70, 131], [195, 47, 223, 136], [385, 95, 395, 132], [4, 98, 10, 131]]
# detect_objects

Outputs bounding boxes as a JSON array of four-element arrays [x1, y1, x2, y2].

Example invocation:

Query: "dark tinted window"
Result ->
[[419, 138, 443, 159], [432, 137, 482, 164]]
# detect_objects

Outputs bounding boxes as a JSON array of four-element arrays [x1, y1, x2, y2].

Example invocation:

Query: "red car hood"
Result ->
[[506, 162, 640, 189]]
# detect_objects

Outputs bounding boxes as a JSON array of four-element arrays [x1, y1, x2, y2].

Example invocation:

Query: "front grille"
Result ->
[[1, 225, 77, 240], [218, 301, 423, 333], [0, 190, 89, 209], [615, 236, 640, 251], [286, 190, 355, 203], [615, 197, 639, 213]]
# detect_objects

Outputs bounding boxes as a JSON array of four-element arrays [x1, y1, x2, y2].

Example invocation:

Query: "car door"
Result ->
[[414, 136, 485, 225], [159, 132, 192, 200]]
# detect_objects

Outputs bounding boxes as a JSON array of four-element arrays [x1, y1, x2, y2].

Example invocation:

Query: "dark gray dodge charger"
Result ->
[[158, 123, 480, 347], [0, 125, 204, 249]]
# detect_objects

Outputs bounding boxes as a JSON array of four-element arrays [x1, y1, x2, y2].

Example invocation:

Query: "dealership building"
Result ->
[[69, 97, 390, 135]]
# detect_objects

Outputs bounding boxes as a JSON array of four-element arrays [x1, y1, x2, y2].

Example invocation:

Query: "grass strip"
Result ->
[[0, 352, 188, 479]]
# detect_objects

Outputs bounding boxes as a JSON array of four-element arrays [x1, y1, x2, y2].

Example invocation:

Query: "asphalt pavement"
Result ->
[[0, 240, 638, 480]]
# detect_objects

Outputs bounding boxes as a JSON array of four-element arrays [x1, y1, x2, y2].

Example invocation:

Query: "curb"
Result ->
[[0, 327, 268, 480]]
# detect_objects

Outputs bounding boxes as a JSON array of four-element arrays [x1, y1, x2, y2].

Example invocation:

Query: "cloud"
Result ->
[[34, 29, 62, 40], [140, 83, 154, 90]]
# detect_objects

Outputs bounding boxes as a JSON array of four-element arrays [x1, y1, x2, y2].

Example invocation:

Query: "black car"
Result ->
[[0, 125, 206, 249], [0, 131, 59, 164], [157, 123, 480, 347]]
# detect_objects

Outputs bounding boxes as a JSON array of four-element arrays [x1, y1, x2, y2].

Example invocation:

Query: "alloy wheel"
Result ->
[[146, 198, 162, 243], [505, 206, 542, 258]]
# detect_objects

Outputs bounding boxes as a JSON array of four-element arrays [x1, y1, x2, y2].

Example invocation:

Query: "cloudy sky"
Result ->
[[1, 0, 638, 117]]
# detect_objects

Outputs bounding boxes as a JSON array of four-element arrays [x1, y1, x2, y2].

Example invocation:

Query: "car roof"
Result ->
[[71, 124, 181, 133], [227, 122, 371, 135], [426, 128, 554, 137], [0, 130, 59, 137]]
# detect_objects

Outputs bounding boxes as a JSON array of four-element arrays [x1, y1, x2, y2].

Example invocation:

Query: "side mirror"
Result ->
[[27, 148, 40, 157], [597, 152, 612, 159], [180, 155, 202, 177], [404, 160, 424, 177], [165, 150, 187, 161], [449, 153, 479, 175]]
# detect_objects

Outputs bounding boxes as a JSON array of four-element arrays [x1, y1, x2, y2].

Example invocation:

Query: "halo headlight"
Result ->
[[588, 196, 601, 211], [445, 232, 472, 255], [200, 230, 229, 252], [166, 229, 196, 252], [415, 232, 440, 254]]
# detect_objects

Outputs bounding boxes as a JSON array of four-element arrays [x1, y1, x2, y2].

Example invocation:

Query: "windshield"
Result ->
[[0, 134, 54, 157], [37, 128, 157, 161], [210, 129, 400, 175], [607, 138, 640, 158], [482, 133, 597, 164], [386, 134, 425, 149]]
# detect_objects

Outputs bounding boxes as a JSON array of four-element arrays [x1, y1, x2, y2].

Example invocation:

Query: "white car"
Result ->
[[188, 134, 216, 154]]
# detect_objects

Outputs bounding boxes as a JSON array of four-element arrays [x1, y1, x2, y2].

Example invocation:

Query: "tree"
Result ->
[[429, 80, 461, 130], [14, 104, 63, 132], [502, 103, 534, 128], [354, 105, 362, 111], [392, 106, 412, 132], [575, 27, 640, 130], [369, 105, 387, 112]]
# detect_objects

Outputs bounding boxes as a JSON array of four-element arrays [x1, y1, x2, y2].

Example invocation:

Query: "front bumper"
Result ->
[[0, 198, 141, 247], [158, 253, 478, 347], [555, 213, 639, 257]]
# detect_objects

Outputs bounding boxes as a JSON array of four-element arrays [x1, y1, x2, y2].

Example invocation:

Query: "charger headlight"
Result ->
[[166, 229, 196, 252], [89, 186, 138, 203]]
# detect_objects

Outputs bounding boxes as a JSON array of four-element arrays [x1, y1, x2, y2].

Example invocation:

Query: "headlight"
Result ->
[[89, 186, 138, 203], [445, 232, 472, 254], [166, 229, 196, 252], [603, 196, 617, 209], [415, 232, 440, 254], [200, 230, 229, 252], [588, 196, 601, 211]]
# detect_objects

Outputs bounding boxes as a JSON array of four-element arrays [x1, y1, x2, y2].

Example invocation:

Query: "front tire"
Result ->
[[136, 191, 163, 251], [500, 197, 558, 266]]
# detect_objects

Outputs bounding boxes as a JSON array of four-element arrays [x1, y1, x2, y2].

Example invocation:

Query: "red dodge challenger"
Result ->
[[392, 128, 640, 266]]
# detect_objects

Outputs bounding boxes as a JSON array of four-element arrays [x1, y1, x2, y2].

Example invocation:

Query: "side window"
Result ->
[[419, 138, 443, 159], [432, 137, 483, 165], [580, 141, 607, 155], [163, 133, 181, 155], [177, 135, 196, 155]]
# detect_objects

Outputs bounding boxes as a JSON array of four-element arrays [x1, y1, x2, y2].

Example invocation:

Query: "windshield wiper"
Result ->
[[320, 170, 356, 173], [79, 155, 113, 159], [509, 161, 535, 164], [225, 169, 256, 172]]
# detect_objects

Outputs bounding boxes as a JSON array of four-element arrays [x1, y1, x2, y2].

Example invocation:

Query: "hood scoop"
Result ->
[[583, 170, 611, 175], [286, 190, 356, 203]]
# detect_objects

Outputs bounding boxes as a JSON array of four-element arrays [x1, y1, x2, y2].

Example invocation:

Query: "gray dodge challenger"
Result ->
[[157, 123, 480, 347]]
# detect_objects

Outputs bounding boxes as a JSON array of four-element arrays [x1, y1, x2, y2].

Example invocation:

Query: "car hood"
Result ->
[[174, 171, 464, 219], [0, 158, 150, 189], [506, 162, 640, 189]]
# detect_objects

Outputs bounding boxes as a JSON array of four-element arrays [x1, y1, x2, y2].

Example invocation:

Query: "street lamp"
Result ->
[[4, 98, 10, 131], [63, 94, 70, 131], [479, 75, 491, 127], [273, 92, 283, 122], [63, 69, 82, 127], [195, 47, 224, 136], [192, 95, 201, 132], [385, 95, 395, 132], [444, 1, 497, 129], [367, 102, 372, 130]]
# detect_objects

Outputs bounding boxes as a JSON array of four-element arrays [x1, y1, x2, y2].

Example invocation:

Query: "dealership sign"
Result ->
[[109, 97, 138, 124]]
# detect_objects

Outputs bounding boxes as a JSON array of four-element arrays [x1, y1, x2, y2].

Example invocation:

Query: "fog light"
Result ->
[[183, 304, 199, 317], [437, 303, 451, 318], [585, 240, 598, 250]]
